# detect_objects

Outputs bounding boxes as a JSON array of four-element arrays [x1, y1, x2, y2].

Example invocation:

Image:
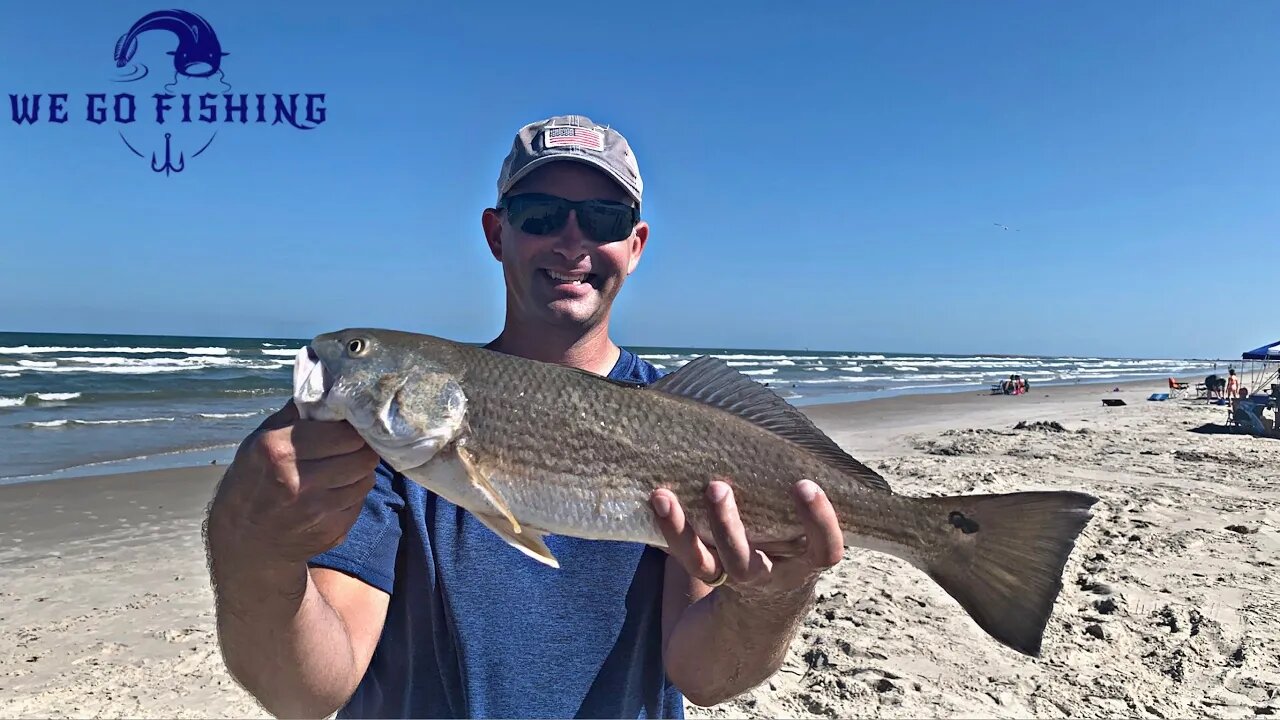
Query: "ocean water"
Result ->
[[0, 331, 1223, 483]]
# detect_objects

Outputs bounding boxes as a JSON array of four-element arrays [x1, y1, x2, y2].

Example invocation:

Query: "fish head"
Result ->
[[293, 329, 468, 471]]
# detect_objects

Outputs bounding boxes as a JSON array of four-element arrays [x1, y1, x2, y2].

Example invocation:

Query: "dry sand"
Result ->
[[1, 379, 1276, 718]]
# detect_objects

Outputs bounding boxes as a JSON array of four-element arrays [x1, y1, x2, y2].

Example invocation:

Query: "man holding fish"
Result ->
[[203, 115, 859, 719]]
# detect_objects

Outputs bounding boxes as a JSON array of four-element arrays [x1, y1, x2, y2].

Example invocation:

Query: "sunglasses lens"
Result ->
[[508, 198, 569, 236], [579, 203, 635, 243]]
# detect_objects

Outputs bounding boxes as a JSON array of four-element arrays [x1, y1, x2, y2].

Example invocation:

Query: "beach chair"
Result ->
[[1231, 400, 1267, 436], [1167, 377, 1189, 398], [1233, 399, 1264, 435]]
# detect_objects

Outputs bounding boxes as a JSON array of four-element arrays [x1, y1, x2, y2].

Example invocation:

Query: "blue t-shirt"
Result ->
[[309, 348, 683, 719]]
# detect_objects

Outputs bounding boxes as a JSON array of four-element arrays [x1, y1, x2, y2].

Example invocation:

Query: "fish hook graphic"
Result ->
[[119, 131, 216, 176], [151, 133, 184, 175]]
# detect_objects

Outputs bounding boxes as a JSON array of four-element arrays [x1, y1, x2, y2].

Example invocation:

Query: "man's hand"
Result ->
[[206, 400, 381, 568], [650, 478, 845, 707], [650, 478, 844, 598]]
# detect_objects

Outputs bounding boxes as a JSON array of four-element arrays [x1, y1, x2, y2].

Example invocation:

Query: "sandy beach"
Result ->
[[1, 378, 1276, 719]]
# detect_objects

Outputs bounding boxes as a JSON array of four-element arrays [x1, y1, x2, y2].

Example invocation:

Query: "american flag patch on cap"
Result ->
[[544, 126, 605, 151]]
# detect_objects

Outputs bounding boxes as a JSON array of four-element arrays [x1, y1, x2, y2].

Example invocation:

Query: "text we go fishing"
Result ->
[[7, 92, 326, 129]]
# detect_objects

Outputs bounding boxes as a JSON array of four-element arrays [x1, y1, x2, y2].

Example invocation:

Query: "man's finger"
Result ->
[[793, 480, 844, 570], [325, 464, 379, 506], [289, 420, 371, 461], [705, 480, 765, 581], [296, 445, 381, 491], [650, 489, 720, 582], [294, 463, 377, 529]]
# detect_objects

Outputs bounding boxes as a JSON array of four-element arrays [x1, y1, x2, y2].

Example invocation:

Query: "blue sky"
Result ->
[[1, 1, 1276, 359]]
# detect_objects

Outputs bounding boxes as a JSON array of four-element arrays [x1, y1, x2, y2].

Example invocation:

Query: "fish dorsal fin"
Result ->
[[650, 356, 891, 492]]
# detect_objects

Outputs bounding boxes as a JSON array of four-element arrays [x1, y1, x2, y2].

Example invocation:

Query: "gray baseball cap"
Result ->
[[496, 114, 644, 212]]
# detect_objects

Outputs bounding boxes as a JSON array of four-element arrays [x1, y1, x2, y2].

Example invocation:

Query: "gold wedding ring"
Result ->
[[706, 569, 729, 588]]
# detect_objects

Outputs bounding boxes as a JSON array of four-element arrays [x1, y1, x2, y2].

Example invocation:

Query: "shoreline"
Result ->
[[0, 372, 1211, 488], [0, 444, 240, 488]]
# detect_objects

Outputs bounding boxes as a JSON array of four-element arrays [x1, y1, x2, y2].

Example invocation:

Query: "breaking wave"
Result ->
[[0, 392, 82, 407]]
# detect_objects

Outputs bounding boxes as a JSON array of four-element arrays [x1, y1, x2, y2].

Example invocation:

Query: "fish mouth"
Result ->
[[292, 345, 333, 420], [179, 60, 216, 77]]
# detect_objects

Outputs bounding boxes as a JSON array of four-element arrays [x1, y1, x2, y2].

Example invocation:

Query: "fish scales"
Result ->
[[450, 344, 912, 547]]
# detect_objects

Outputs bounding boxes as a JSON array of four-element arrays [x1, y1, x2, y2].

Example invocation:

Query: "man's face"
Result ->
[[483, 162, 649, 330]]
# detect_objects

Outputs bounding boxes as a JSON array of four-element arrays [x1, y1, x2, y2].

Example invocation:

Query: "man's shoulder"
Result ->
[[611, 347, 664, 385]]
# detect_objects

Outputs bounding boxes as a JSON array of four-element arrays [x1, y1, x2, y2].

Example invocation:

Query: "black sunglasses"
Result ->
[[497, 192, 638, 244]]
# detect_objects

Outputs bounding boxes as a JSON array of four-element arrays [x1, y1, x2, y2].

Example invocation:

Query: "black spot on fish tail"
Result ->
[[948, 511, 980, 534]]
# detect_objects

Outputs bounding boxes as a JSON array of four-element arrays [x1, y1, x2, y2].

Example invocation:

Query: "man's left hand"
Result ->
[[649, 478, 845, 599]]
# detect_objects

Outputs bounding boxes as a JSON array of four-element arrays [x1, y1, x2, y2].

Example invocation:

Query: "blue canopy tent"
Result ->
[[1232, 338, 1279, 436], [1239, 339, 1279, 391], [1242, 339, 1280, 362]]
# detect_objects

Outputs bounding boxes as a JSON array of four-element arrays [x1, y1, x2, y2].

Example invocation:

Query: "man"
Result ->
[[203, 114, 846, 719]]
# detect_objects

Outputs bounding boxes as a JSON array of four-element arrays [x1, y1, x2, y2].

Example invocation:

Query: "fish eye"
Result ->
[[346, 338, 369, 356]]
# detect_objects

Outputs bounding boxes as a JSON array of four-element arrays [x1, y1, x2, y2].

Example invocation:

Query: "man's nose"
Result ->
[[551, 209, 589, 258]]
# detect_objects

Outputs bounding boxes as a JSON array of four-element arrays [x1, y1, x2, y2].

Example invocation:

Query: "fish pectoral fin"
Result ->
[[473, 512, 559, 569], [454, 444, 523, 535]]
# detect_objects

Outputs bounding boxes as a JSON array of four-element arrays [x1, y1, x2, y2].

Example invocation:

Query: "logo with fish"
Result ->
[[6, 9, 326, 177]]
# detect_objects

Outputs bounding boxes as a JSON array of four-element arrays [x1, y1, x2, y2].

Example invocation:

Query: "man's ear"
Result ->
[[626, 221, 649, 275], [482, 207, 504, 261]]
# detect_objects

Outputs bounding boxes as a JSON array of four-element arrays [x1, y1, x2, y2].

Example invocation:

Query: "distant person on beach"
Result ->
[[1226, 368, 1240, 399], [1205, 373, 1226, 399], [999, 374, 1029, 395], [202, 115, 846, 719], [1006, 374, 1026, 395]]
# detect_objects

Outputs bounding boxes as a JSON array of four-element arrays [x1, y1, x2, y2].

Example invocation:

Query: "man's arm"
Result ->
[[653, 479, 843, 707], [660, 558, 818, 707], [203, 402, 388, 719], [207, 537, 389, 718]]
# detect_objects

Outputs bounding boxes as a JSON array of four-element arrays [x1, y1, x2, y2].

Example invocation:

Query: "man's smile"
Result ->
[[541, 268, 600, 289]]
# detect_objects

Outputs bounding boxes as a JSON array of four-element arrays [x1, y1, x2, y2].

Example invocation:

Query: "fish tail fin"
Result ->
[[915, 490, 1098, 657]]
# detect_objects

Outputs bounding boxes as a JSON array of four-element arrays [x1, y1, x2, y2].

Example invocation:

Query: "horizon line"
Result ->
[[0, 327, 1243, 363]]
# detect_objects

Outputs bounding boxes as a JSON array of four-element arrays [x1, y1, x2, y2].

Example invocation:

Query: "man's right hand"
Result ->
[[207, 400, 381, 565]]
